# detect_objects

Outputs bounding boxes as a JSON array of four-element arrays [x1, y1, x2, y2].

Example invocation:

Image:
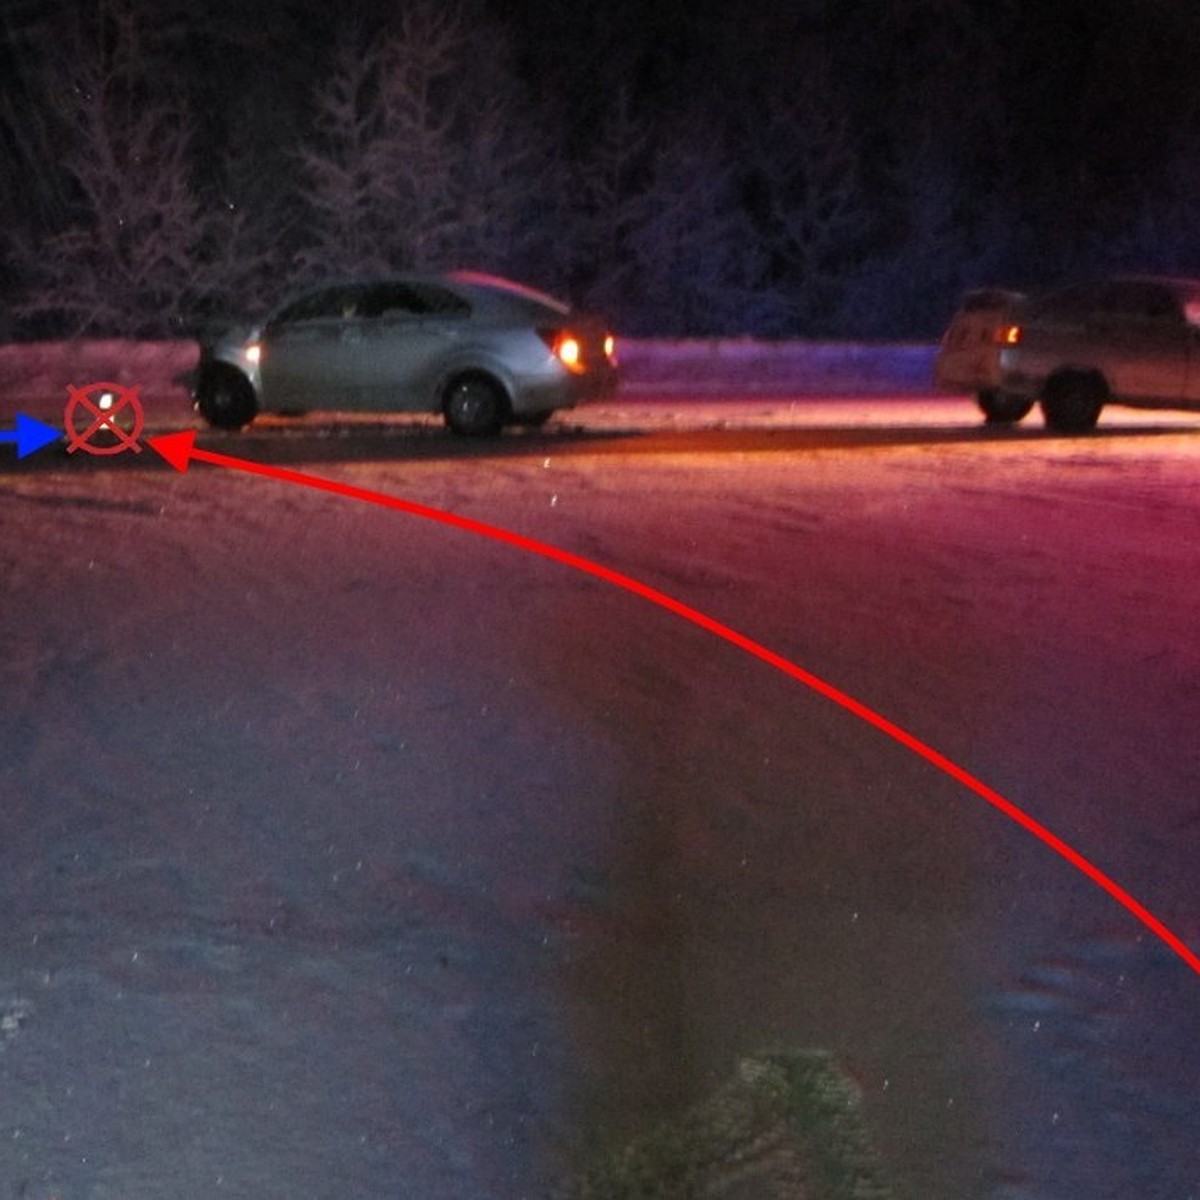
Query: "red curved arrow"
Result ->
[[149, 429, 1200, 980]]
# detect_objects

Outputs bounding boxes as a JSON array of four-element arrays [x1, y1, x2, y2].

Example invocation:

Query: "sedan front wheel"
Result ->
[[196, 364, 257, 430]]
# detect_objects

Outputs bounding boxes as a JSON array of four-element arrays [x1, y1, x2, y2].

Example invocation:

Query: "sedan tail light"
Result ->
[[540, 327, 618, 373], [557, 334, 583, 370], [540, 328, 587, 374]]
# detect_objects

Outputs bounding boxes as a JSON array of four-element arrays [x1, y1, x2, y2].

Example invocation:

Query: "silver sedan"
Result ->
[[194, 272, 618, 436]]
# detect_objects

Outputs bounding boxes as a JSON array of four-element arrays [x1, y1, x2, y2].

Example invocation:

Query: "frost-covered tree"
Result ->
[[740, 60, 874, 334], [568, 86, 649, 321], [3, 1, 238, 335], [0, 7, 77, 289], [835, 138, 998, 338], [625, 118, 776, 336], [428, 14, 561, 278], [293, 29, 396, 278], [376, 4, 466, 269], [296, 2, 551, 280]]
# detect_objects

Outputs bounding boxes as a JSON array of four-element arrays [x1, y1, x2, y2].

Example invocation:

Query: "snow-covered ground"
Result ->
[[2, 341, 1199, 1198]]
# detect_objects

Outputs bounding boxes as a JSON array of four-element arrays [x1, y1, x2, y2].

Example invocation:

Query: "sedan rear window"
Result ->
[[352, 282, 472, 319], [404, 282, 472, 316], [357, 283, 426, 318]]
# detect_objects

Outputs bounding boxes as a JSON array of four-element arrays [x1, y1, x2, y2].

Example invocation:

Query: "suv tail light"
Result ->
[[996, 323, 1023, 346]]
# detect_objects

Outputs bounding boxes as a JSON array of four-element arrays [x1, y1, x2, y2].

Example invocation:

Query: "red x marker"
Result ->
[[64, 382, 144, 455]]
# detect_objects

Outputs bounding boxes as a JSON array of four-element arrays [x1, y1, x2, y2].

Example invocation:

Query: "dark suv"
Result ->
[[994, 276, 1200, 431]]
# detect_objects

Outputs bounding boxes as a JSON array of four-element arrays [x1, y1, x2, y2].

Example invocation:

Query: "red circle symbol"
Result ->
[[64, 382, 144, 455]]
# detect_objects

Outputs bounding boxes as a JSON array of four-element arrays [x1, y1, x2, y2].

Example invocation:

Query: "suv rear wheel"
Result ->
[[1040, 369, 1106, 433], [978, 389, 1034, 425]]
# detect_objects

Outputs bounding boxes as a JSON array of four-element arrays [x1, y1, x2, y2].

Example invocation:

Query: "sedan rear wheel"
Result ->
[[442, 374, 506, 437]]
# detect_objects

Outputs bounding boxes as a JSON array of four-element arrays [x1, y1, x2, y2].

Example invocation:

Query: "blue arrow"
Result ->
[[0, 414, 61, 458]]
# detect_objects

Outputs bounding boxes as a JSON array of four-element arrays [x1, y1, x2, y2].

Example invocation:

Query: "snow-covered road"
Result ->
[[3, 391, 1199, 1198]]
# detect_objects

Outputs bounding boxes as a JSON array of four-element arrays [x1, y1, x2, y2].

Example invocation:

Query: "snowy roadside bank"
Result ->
[[0, 337, 941, 422], [616, 338, 938, 395]]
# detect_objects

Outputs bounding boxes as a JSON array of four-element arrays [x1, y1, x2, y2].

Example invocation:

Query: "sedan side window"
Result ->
[[272, 286, 367, 327]]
